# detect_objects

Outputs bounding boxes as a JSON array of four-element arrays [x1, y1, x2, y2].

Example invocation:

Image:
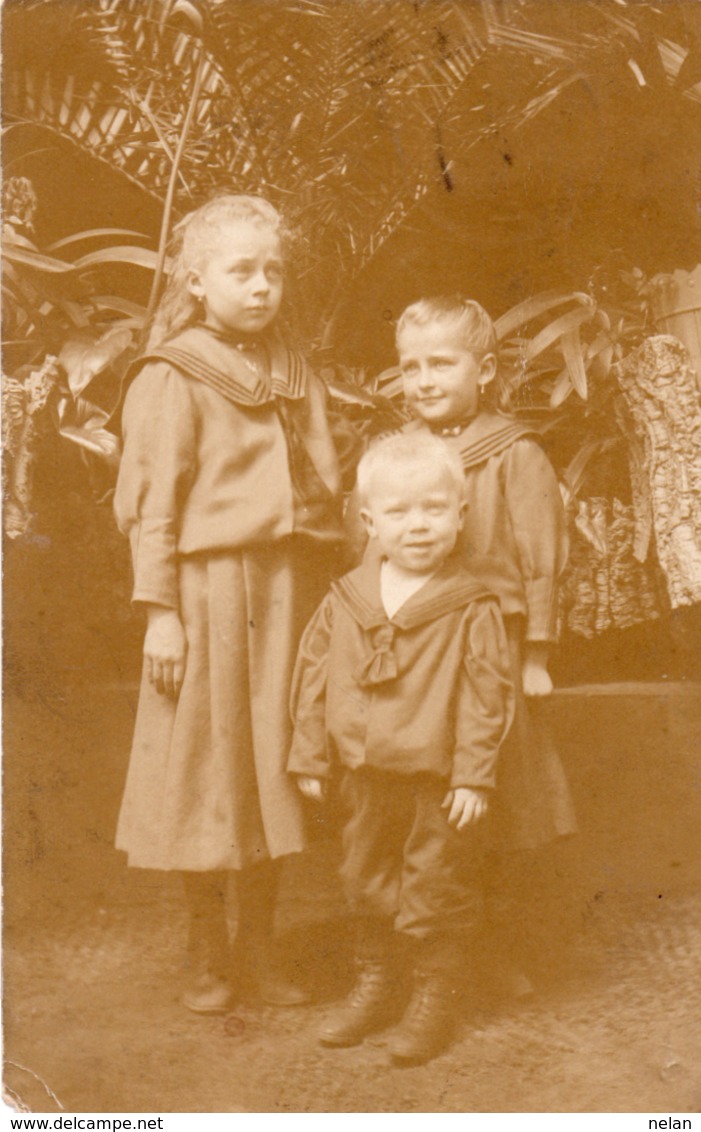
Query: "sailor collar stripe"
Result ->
[[132, 329, 308, 408], [332, 568, 492, 633], [454, 420, 540, 470]]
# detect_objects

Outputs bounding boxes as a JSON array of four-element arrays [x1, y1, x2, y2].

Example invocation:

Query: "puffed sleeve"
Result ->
[[113, 363, 197, 609], [503, 439, 569, 641], [451, 599, 515, 790], [287, 594, 335, 779], [342, 484, 370, 569], [327, 408, 365, 493]]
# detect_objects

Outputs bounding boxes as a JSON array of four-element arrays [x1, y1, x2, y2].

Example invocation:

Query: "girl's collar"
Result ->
[[428, 414, 479, 437], [142, 324, 310, 405], [196, 321, 268, 381], [197, 321, 265, 352]]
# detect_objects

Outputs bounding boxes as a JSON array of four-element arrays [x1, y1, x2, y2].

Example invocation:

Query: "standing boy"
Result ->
[[288, 433, 514, 1065]]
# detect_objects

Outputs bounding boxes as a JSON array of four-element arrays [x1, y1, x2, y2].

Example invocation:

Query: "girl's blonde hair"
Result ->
[[147, 194, 286, 348], [396, 295, 511, 411], [356, 431, 466, 505]]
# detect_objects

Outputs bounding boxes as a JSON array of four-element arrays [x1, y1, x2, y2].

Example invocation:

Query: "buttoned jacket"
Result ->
[[288, 555, 515, 789]]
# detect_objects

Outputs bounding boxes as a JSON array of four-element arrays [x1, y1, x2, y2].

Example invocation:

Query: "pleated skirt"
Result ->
[[116, 538, 333, 871]]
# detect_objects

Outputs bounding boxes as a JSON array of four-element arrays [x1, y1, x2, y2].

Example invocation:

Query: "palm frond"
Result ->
[[5, 0, 697, 351]]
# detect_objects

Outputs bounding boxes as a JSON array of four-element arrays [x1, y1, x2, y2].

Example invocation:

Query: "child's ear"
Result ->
[[186, 268, 204, 300], [478, 352, 497, 389], [457, 500, 468, 529], [359, 507, 378, 539]]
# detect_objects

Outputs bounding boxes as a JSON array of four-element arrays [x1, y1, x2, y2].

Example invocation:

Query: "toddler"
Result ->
[[288, 432, 514, 1064]]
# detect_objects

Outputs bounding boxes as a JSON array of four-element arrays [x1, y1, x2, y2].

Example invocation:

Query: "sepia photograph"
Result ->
[[3, 0, 701, 1116]]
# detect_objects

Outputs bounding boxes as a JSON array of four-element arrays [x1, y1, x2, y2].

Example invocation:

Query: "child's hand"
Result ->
[[522, 643, 554, 697], [442, 787, 489, 830], [296, 775, 325, 802], [143, 606, 187, 699]]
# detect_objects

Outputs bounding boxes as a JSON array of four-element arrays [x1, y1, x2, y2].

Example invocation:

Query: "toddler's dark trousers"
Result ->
[[338, 766, 487, 943]]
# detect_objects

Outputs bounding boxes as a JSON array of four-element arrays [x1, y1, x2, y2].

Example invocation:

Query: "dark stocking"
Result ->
[[236, 858, 308, 1005], [181, 870, 230, 974], [236, 858, 280, 946]]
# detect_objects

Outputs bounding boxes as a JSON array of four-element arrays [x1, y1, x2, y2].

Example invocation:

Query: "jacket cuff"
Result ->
[[129, 521, 180, 609], [524, 577, 559, 641], [449, 754, 498, 792], [287, 748, 331, 779]]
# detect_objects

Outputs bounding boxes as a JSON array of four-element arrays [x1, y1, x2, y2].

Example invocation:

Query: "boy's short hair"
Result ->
[[356, 431, 466, 504], [396, 295, 497, 355]]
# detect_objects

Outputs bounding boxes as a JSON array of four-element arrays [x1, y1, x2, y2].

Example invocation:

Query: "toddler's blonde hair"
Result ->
[[356, 431, 465, 505], [148, 194, 286, 348]]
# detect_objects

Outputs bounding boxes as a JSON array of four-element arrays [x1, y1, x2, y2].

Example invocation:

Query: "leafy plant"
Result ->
[[318, 260, 657, 520], [10, 0, 694, 347], [1, 175, 162, 534], [3, 179, 154, 364], [3, 0, 698, 544]]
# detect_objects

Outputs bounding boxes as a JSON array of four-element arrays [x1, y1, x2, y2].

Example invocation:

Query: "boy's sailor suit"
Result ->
[[288, 552, 514, 939]]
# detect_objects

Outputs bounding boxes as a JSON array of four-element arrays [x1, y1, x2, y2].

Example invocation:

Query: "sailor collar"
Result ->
[[397, 413, 541, 471], [130, 324, 309, 408], [333, 553, 492, 633]]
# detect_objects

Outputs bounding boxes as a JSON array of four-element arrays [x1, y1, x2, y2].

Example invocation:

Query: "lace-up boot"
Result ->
[[387, 937, 462, 1065], [318, 952, 403, 1047], [318, 920, 405, 1047]]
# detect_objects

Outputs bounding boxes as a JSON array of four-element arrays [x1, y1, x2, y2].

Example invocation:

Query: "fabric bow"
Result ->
[[355, 624, 398, 687]]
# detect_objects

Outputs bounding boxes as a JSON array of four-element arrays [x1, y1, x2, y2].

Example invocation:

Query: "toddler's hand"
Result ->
[[296, 775, 325, 802], [143, 606, 187, 699], [442, 787, 489, 830]]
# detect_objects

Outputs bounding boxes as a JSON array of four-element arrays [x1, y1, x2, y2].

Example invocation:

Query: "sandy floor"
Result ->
[[3, 673, 701, 1113], [4, 878, 701, 1113]]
